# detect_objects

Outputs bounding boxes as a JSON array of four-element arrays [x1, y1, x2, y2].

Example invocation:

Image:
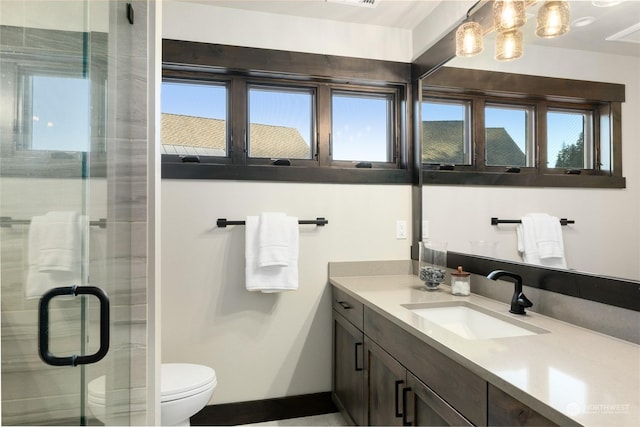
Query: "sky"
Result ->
[[32, 75, 89, 151]]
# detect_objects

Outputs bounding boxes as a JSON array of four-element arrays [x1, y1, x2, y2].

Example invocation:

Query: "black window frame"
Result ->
[[420, 67, 626, 189], [161, 40, 413, 185]]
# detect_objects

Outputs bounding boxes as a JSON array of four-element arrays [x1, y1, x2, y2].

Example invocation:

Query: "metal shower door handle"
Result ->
[[38, 285, 110, 367]]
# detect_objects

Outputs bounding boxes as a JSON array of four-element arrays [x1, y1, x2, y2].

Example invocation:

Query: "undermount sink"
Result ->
[[402, 301, 549, 340]]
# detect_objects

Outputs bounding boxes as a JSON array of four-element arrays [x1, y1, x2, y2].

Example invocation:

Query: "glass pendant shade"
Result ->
[[536, 1, 570, 38], [495, 29, 523, 61], [455, 22, 484, 57], [493, 0, 527, 32]]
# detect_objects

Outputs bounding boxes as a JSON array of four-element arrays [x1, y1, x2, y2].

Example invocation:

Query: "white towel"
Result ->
[[517, 213, 567, 269], [258, 212, 290, 267], [245, 215, 299, 293], [38, 211, 80, 272], [26, 212, 85, 299]]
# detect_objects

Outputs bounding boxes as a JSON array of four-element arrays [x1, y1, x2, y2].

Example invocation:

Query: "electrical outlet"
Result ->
[[396, 220, 407, 239]]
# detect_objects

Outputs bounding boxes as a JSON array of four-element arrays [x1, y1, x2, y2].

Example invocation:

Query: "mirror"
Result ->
[[0, 20, 107, 178], [418, 1, 640, 281]]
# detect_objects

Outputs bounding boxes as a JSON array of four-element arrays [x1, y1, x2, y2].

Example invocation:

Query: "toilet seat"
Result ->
[[88, 363, 217, 404], [161, 363, 217, 402]]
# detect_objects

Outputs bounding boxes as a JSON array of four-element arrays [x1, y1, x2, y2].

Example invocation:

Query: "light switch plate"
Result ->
[[396, 220, 407, 239]]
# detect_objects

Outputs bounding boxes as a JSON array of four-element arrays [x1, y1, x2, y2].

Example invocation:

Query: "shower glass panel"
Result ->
[[1, 0, 147, 425]]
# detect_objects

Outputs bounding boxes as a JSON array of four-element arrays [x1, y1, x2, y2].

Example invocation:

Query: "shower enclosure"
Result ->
[[1, 0, 152, 424]]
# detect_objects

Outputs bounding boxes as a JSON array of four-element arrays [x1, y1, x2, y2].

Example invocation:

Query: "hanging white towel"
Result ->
[[26, 212, 85, 299], [37, 211, 80, 272], [517, 213, 567, 269], [258, 212, 290, 267], [245, 214, 299, 293]]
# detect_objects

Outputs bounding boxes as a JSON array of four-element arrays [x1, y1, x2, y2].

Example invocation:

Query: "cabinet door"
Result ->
[[405, 372, 473, 427], [333, 311, 365, 425], [365, 337, 406, 426], [488, 384, 558, 426]]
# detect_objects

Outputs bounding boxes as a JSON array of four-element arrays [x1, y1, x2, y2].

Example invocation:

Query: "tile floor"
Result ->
[[242, 412, 347, 426]]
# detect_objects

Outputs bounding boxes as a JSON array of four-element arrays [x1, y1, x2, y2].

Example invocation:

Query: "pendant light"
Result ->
[[453, 0, 570, 62], [455, 22, 484, 57], [536, 1, 570, 38], [493, 0, 527, 32], [495, 29, 523, 61]]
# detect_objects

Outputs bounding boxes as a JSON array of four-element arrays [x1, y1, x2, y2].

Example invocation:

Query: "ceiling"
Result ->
[[180, 0, 444, 29], [178, 0, 640, 57]]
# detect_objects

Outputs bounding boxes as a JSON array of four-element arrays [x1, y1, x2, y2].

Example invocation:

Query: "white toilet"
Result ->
[[88, 363, 217, 426]]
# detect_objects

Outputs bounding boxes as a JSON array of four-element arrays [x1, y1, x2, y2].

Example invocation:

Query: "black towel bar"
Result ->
[[217, 217, 328, 228], [491, 217, 574, 226]]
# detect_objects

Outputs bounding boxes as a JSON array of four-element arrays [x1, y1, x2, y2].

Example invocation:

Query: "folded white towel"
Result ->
[[517, 213, 567, 269], [26, 212, 85, 299], [245, 215, 299, 293], [258, 212, 290, 267]]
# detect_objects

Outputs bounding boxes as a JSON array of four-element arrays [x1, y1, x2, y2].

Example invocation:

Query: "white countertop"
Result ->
[[330, 273, 640, 427]]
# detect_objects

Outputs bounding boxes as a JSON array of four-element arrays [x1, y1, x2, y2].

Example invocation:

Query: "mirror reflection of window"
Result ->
[[422, 99, 471, 165], [485, 104, 533, 167], [29, 75, 89, 152], [547, 109, 593, 169]]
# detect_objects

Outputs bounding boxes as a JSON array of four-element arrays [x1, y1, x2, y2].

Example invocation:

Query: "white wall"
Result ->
[[163, 0, 412, 62], [425, 46, 640, 280], [161, 1, 416, 405], [161, 181, 411, 403]]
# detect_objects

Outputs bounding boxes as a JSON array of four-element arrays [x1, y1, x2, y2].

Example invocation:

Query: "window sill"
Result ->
[[162, 161, 413, 184], [422, 170, 626, 188]]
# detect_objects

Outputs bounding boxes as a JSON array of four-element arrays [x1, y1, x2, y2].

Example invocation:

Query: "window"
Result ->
[[422, 99, 471, 165], [331, 91, 394, 163], [161, 42, 410, 183], [421, 67, 625, 188], [161, 80, 228, 156], [248, 85, 314, 160]]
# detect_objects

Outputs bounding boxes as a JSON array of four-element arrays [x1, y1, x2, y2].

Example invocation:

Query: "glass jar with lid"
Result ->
[[451, 266, 471, 296]]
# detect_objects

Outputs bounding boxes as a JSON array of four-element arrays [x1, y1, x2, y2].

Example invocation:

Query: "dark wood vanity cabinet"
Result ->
[[332, 286, 557, 427], [363, 307, 482, 426]]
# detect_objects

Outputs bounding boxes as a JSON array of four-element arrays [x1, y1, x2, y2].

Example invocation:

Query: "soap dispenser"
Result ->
[[451, 266, 471, 296]]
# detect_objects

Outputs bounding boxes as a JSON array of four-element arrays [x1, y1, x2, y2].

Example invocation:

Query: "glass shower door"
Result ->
[[1, 0, 148, 425]]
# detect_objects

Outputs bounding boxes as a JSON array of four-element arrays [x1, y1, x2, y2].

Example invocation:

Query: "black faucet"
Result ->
[[486, 270, 533, 315]]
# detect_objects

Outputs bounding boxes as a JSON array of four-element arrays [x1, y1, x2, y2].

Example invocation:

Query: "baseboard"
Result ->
[[190, 392, 338, 426]]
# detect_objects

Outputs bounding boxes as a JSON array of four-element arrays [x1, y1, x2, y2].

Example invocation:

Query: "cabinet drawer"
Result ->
[[332, 286, 364, 330], [364, 307, 487, 426]]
